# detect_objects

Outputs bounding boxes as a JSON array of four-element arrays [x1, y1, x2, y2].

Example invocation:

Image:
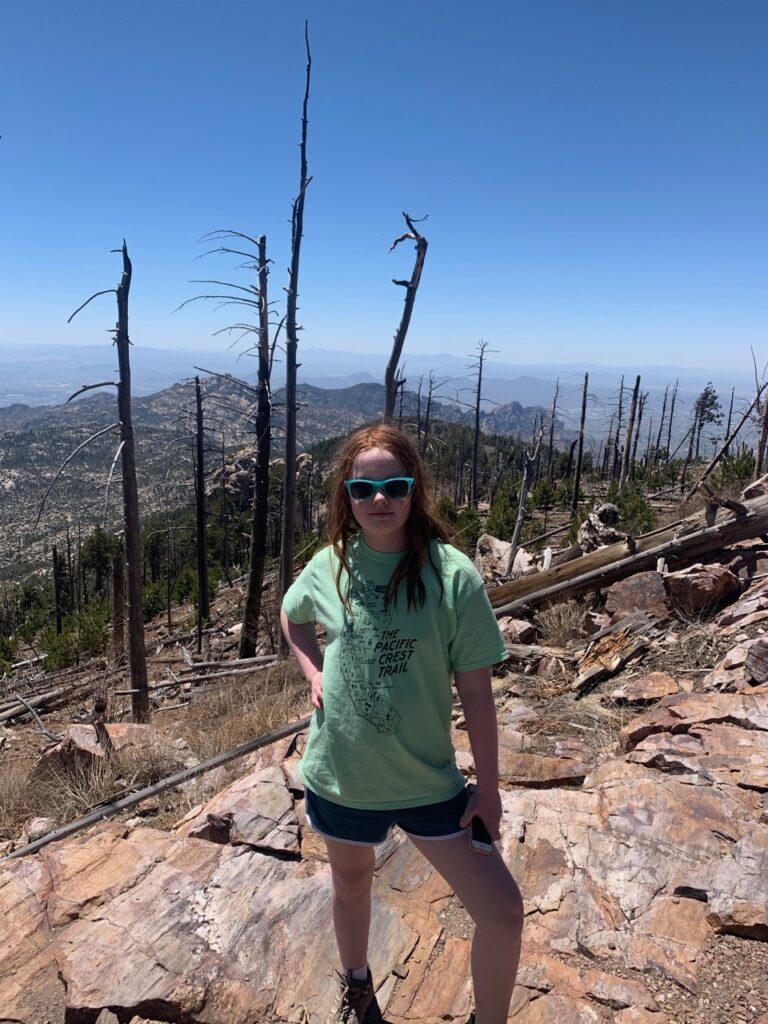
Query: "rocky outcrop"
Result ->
[[2, 680, 767, 1023]]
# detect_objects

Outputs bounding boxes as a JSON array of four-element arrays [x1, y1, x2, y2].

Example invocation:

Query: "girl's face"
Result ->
[[348, 446, 413, 553]]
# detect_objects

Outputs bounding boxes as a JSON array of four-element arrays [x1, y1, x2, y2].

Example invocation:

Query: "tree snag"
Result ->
[[383, 212, 429, 422], [279, 23, 313, 634]]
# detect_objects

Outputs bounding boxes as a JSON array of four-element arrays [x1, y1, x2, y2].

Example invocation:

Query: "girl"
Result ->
[[281, 424, 523, 1024]]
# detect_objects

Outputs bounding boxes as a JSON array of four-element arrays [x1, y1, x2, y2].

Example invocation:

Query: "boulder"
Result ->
[[498, 616, 537, 644], [607, 672, 680, 705], [664, 562, 740, 615], [474, 532, 512, 581], [605, 572, 671, 623], [175, 764, 300, 855]]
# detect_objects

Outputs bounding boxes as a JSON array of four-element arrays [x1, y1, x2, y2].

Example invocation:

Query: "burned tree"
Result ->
[[571, 372, 588, 518], [619, 375, 641, 488], [383, 213, 429, 422], [38, 242, 150, 721], [468, 340, 495, 507], [194, 377, 211, 651], [279, 24, 313, 624]]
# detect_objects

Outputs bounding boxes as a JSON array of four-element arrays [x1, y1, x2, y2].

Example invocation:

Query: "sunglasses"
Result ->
[[344, 477, 415, 501]]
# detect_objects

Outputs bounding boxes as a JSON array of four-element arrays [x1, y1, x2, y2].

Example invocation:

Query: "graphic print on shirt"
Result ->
[[339, 579, 417, 734]]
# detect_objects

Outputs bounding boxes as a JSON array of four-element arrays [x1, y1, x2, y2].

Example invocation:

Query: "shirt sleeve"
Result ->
[[281, 558, 317, 624], [449, 582, 509, 672]]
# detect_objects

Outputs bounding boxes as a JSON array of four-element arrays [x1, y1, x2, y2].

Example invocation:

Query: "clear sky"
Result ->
[[1, 0, 766, 371]]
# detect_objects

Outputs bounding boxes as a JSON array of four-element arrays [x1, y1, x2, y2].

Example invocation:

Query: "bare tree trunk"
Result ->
[[52, 545, 62, 635], [630, 392, 646, 480], [681, 407, 699, 491], [619, 375, 641, 488], [470, 340, 491, 506], [507, 429, 543, 572], [723, 386, 735, 459], [240, 236, 272, 659], [279, 26, 312, 636], [194, 377, 210, 653], [115, 242, 149, 723], [383, 214, 428, 422], [755, 386, 768, 480], [665, 380, 678, 466], [546, 379, 559, 485], [654, 385, 668, 467], [571, 372, 588, 518], [612, 375, 625, 480], [421, 371, 436, 456], [112, 546, 124, 662]]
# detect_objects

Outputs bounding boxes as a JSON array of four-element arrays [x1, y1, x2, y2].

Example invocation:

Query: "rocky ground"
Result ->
[[2, 542, 768, 1022]]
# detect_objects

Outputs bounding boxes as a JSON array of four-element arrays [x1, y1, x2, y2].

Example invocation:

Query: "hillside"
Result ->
[[0, 377, 558, 582]]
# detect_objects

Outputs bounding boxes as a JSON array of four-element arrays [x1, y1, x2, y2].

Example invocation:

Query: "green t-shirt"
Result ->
[[282, 537, 508, 809]]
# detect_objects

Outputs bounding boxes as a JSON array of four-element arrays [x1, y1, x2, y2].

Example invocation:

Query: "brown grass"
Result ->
[[526, 691, 632, 759], [535, 600, 584, 647]]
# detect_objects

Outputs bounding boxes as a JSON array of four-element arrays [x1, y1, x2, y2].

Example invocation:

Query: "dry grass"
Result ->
[[182, 661, 309, 761], [526, 691, 633, 759], [535, 600, 584, 648]]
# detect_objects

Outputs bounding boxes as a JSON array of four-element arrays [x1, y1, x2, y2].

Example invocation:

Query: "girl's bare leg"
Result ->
[[408, 834, 523, 1024], [324, 837, 377, 971]]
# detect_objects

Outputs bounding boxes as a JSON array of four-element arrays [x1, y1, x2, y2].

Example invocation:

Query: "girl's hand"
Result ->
[[459, 784, 502, 841], [310, 670, 324, 710]]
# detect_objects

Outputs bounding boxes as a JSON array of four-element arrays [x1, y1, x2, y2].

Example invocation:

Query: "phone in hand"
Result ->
[[469, 815, 494, 854]]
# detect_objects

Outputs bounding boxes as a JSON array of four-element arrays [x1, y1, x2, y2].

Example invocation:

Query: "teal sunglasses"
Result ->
[[345, 476, 415, 501]]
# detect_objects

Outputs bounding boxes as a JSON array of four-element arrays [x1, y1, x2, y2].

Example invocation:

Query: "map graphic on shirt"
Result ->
[[339, 579, 418, 734]]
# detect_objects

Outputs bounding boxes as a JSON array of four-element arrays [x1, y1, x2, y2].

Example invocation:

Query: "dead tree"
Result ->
[[240, 236, 273, 658], [723, 387, 735, 458], [194, 377, 210, 651], [545, 379, 559, 485], [506, 425, 543, 574], [468, 340, 495, 506], [653, 384, 669, 467], [571, 372, 588, 518], [612, 375, 625, 480], [756, 387, 768, 480], [279, 25, 313, 627], [619, 375, 641, 488], [665, 380, 678, 466], [630, 391, 647, 480], [383, 213, 429, 421], [42, 242, 149, 721], [113, 244, 149, 721]]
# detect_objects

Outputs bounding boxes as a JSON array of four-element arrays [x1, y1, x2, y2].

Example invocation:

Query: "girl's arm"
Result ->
[[280, 608, 325, 710], [454, 666, 503, 839]]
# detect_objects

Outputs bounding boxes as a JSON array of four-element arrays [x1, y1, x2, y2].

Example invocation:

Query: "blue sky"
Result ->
[[1, 0, 766, 370]]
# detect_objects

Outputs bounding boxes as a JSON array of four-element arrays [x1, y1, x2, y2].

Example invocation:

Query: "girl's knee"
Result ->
[[483, 876, 524, 936], [330, 861, 375, 901]]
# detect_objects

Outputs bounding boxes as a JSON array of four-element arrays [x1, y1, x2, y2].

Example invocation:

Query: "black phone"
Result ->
[[469, 815, 494, 854]]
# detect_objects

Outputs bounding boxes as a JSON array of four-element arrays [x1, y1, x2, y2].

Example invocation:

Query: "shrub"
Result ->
[[0, 634, 16, 674]]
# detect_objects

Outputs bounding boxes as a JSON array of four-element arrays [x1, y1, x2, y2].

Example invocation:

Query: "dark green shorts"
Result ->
[[305, 786, 469, 846]]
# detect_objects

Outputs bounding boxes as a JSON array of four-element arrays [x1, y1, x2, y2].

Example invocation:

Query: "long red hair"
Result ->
[[326, 424, 451, 611]]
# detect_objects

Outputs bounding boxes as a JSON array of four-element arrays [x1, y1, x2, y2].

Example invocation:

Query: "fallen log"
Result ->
[[114, 660, 278, 695], [490, 491, 768, 617]]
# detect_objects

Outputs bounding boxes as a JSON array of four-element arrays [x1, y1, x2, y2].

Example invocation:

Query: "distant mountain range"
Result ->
[[1, 343, 757, 422]]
